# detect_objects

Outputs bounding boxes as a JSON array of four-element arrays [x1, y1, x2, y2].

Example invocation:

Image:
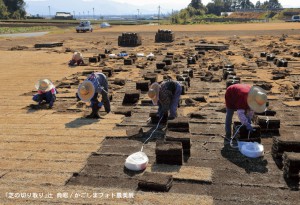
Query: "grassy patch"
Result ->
[[274, 8, 300, 20], [0, 26, 55, 34]]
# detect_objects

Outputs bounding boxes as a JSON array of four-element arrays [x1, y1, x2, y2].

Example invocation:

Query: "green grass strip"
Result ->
[[0, 26, 54, 34]]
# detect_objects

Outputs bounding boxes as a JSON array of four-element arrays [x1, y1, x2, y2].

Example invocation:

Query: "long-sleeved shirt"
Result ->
[[225, 84, 251, 110], [225, 84, 254, 130], [158, 81, 182, 118], [38, 87, 56, 95], [237, 109, 254, 130], [87, 72, 108, 94]]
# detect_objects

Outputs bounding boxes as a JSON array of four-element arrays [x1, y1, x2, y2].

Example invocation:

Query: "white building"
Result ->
[[54, 12, 73, 20]]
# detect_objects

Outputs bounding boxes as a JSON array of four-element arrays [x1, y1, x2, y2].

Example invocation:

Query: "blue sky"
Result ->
[[24, 0, 300, 16]]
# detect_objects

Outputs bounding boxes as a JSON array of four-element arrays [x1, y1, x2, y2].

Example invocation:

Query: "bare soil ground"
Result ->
[[0, 22, 299, 204]]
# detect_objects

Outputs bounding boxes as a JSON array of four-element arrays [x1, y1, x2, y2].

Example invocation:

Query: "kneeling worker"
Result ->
[[77, 72, 111, 118], [148, 80, 182, 120], [69, 51, 84, 66], [32, 79, 57, 109]]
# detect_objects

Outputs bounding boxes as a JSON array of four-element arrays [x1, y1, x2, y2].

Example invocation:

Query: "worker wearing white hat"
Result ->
[[77, 72, 110, 118], [32, 79, 57, 109], [69, 51, 84, 66], [224, 84, 268, 142]]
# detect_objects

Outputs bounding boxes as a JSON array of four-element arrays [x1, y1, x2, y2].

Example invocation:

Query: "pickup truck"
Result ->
[[76, 21, 93, 33]]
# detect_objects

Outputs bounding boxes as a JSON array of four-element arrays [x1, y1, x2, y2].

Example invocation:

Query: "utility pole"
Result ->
[[88, 11, 89, 19], [158, 5, 160, 25], [48, 6, 50, 18], [93, 8, 95, 19], [171, 9, 173, 24], [83, 11, 85, 19], [73, 11, 75, 19], [137, 9, 139, 20]]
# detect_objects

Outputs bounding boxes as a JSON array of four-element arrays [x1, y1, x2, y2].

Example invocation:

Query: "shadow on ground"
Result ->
[[221, 145, 268, 174], [24, 103, 50, 113], [65, 118, 100, 128]]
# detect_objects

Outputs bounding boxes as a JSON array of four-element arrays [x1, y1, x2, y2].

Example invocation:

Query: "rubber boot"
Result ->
[[86, 104, 100, 119]]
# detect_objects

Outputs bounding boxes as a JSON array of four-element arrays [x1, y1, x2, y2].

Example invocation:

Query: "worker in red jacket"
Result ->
[[224, 84, 268, 141]]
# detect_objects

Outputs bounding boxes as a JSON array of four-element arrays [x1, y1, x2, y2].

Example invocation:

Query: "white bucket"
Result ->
[[125, 151, 149, 171], [238, 141, 264, 158], [137, 53, 145, 57], [108, 53, 117, 58]]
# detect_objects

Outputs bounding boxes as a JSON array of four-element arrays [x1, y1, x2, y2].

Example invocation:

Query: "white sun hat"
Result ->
[[73, 52, 83, 61], [77, 80, 95, 102], [247, 86, 268, 113], [35, 79, 54, 92], [148, 82, 160, 105]]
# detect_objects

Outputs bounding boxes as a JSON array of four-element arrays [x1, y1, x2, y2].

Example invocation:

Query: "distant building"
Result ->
[[54, 12, 73, 20], [221, 12, 233, 17], [25, 13, 32, 18]]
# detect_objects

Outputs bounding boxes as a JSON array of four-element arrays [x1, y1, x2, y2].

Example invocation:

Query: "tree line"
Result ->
[[0, 0, 283, 20], [0, 0, 26, 19], [172, 0, 282, 23]]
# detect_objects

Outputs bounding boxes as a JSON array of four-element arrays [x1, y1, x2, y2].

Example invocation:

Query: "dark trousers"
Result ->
[[32, 92, 56, 107], [90, 89, 110, 113], [69, 59, 84, 66], [225, 108, 234, 138]]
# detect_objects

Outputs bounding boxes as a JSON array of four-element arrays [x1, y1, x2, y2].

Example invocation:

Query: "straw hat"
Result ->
[[148, 82, 160, 105], [247, 86, 268, 113], [35, 79, 54, 92], [73, 52, 82, 61], [77, 80, 95, 102]]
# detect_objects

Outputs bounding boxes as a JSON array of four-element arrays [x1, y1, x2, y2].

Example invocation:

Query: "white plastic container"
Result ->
[[108, 53, 117, 58], [238, 141, 264, 158], [136, 53, 145, 57], [125, 151, 149, 171]]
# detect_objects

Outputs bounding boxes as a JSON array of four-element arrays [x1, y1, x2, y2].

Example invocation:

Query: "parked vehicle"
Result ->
[[76, 21, 93, 33], [100, 22, 111, 28], [291, 15, 300, 22]]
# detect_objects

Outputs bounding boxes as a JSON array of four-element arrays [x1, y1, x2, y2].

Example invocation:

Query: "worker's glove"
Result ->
[[98, 102, 103, 108]]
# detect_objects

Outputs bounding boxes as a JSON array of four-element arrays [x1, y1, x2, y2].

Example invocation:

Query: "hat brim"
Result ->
[[78, 80, 95, 102], [149, 83, 160, 105], [35, 79, 54, 92], [73, 53, 82, 61], [247, 86, 267, 113]]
